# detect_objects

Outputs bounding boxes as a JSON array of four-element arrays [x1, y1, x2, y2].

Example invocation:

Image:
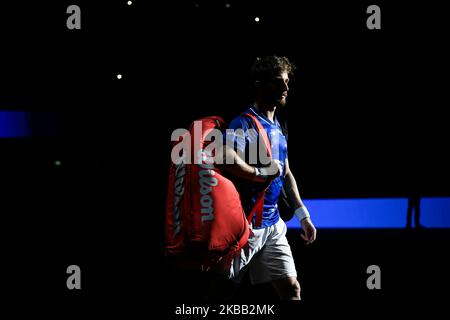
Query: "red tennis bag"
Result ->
[[164, 114, 271, 271]]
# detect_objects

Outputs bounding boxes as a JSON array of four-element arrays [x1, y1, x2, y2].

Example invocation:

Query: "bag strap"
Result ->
[[241, 111, 272, 227], [242, 112, 272, 158]]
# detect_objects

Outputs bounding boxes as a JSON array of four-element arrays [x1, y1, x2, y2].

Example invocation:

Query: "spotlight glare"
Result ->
[[117, 74, 122, 79], [255, 17, 260, 22], [127, 1, 132, 5]]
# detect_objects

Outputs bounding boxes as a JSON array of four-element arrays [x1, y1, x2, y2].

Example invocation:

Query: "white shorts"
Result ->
[[228, 218, 297, 284]]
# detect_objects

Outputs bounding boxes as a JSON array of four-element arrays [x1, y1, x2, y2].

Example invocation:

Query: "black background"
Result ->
[[1, 0, 449, 318]]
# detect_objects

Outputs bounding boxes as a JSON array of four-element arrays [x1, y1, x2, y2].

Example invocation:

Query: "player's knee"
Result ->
[[277, 277, 301, 300], [289, 278, 301, 300]]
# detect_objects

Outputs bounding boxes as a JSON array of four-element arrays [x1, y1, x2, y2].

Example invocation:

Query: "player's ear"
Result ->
[[254, 80, 263, 94]]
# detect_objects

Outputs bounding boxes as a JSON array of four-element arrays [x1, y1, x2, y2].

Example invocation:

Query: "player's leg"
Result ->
[[249, 219, 300, 300], [272, 276, 301, 300], [206, 224, 268, 301]]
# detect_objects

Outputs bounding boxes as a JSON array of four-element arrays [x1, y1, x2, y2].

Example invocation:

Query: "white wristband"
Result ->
[[294, 206, 310, 222]]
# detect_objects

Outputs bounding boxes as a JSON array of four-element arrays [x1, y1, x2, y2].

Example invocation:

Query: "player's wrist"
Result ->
[[295, 206, 311, 222], [253, 167, 267, 182]]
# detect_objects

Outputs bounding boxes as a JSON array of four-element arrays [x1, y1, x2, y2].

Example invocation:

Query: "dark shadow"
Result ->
[[406, 191, 423, 229]]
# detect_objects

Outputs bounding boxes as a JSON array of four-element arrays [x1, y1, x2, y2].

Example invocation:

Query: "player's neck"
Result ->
[[253, 102, 276, 123]]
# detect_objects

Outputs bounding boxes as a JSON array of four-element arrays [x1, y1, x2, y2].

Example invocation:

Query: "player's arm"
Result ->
[[284, 158, 317, 244], [216, 145, 281, 182]]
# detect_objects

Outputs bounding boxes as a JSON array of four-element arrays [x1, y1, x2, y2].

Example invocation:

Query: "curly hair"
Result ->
[[250, 55, 296, 82]]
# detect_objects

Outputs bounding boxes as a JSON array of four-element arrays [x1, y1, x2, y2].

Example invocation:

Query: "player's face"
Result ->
[[261, 71, 290, 108]]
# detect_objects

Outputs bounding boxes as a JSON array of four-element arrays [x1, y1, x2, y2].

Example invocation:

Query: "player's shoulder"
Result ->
[[228, 113, 254, 130]]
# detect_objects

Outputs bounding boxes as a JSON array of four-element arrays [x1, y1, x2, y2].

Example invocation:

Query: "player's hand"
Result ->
[[254, 159, 282, 182], [300, 218, 317, 245]]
